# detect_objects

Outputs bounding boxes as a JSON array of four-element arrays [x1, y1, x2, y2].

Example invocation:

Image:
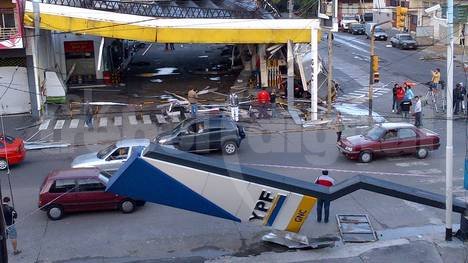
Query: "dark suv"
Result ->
[[155, 115, 246, 155], [349, 23, 365, 35]]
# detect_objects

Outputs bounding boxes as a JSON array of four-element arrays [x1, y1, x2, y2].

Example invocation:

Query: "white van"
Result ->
[[365, 23, 388, 41]]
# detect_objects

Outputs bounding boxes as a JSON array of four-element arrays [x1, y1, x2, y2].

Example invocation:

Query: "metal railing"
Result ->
[[41, 0, 262, 18], [0, 27, 18, 41]]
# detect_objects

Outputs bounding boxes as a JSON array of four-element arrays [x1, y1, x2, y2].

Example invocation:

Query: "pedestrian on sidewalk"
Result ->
[[314, 170, 335, 223], [257, 87, 270, 119], [84, 101, 93, 128], [454, 83, 463, 115], [401, 85, 414, 118], [170, 43, 175, 50], [3, 197, 21, 255], [395, 85, 405, 114], [413, 96, 422, 127], [334, 111, 345, 142], [188, 88, 199, 117], [270, 90, 277, 118], [460, 25, 465, 46], [229, 92, 239, 122]]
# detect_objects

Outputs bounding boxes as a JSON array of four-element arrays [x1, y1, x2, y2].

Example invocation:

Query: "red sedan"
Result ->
[[337, 123, 440, 163], [39, 168, 145, 220], [0, 135, 26, 170]]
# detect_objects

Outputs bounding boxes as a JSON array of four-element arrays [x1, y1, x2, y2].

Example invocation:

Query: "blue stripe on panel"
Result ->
[[107, 152, 241, 222], [266, 195, 286, 226]]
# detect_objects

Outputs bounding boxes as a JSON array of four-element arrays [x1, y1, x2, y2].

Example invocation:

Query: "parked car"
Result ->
[[365, 23, 388, 40], [390, 34, 417, 49], [38, 168, 145, 220], [340, 15, 359, 31], [337, 123, 440, 163], [0, 134, 26, 170], [155, 115, 246, 155], [71, 139, 150, 171], [349, 23, 365, 35]]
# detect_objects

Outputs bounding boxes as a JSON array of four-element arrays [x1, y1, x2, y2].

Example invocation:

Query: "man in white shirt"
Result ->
[[413, 96, 422, 127]]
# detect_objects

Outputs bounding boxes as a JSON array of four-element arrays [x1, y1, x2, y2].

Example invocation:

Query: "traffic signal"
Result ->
[[373, 72, 380, 83], [371, 55, 379, 73], [396, 6, 408, 29]]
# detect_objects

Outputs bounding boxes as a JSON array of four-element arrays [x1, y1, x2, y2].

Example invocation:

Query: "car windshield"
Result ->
[[97, 144, 116, 159], [375, 27, 384, 32], [0, 135, 14, 144], [343, 16, 355, 20], [400, 35, 413, 40], [172, 119, 189, 135], [352, 24, 364, 29], [365, 127, 386, 140]]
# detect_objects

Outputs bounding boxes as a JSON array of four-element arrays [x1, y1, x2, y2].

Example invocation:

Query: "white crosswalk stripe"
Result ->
[[99, 117, 108, 127], [142, 115, 152, 124], [69, 119, 79, 129], [114, 116, 122, 126], [54, 120, 65, 130], [39, 119, 50, 130], [156, 114, 167, 124], [128, 115, 138, 125]]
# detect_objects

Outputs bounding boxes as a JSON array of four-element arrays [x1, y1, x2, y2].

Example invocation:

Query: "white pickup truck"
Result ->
[[340, 15, 359, 31]]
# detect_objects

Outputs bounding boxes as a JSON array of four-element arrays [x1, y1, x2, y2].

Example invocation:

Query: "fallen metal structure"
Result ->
[[107, 145, 467, 235]]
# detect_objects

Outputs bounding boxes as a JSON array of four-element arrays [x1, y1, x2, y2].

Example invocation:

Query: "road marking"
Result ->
[[69, 119, 79, 129], [143, 115, 152, 124], [39, 119, 50, 130], [171, 115, 180, 123], [129, 115, 138, 125], [395, 161, 429, 167], [54, 120, 65, 130], [243, 163, 438, 178], [156, 114, 167, 124], [114, 116, 122, 126], [99, 117, 107, 127]]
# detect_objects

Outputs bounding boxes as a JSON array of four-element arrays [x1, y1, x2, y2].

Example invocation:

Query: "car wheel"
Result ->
[[416, 148, 429, 159], [120, 199, 136, 213], [47, 205, 64, 220], [359, 151, 373, 163], [222, 141, 238, 155], [0, 159, 8, 170]]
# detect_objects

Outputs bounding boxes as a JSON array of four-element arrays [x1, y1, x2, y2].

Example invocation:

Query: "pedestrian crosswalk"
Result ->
[[37, 113, 183, 131], [335, 86, 392, 104]]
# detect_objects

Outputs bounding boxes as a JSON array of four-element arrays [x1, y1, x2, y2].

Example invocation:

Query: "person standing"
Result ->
[[334, 112, 344, 142], [454, 83, 462, 115], [188, 88, 199, 117], [431, 68, 441, 90], [84, 101, 93, 128], [229, 92, 239, 122], [2, 197, 21, 255], [392, 84, 399, 113], [395, 84, 405, 114], [315, 170, 335, 223], [256, 87, 270, 119], [413, 96, 422, 127], [270, 90, 277, 118], [460, 25, 465, 46]]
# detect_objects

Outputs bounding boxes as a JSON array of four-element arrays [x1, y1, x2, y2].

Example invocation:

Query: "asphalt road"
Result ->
[[3, 37, 468, 262]]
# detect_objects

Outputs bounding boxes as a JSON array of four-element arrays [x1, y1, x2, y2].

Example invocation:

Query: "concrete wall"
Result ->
[[0, 67, 30, 114]]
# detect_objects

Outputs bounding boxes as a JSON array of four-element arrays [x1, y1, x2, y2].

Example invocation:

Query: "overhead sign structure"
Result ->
[[107, 145, 467, 234]]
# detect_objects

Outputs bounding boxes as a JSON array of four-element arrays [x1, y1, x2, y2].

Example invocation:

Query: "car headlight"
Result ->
[[345, 146, 353, 152]]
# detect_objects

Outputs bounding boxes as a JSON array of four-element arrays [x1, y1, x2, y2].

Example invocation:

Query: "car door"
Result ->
[[397, 128, 418, 154], [48, 179, 78, 212], [207, 119, 223, 149], [177, 122, 199, 151], [75, 178, 117, 211], [379, 129, 399, 155], [103, 147, 130, 170]]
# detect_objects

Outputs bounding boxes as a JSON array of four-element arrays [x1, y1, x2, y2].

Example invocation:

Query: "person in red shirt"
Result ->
[[257, 87, 271, 119], [314, 170, 335, 223]]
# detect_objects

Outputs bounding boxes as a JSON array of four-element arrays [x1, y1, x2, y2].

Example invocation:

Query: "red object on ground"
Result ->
[[0, 135, 25, 169], [315, 176, 335, 187], [257, 90, 270, 104], [103, 71, 112, 85]]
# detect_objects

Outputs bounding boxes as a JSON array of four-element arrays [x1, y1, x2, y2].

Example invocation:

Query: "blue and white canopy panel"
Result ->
[[107, 144, 317, 232]]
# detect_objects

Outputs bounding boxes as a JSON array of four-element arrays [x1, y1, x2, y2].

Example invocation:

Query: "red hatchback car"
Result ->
[[337, 123, 440, 163], [0, 135, 25, 170], [39, 168, 144, 220]]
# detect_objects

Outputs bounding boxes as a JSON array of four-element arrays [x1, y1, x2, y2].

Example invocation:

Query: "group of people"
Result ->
[[392, 82, 422, 127], [255, 87, 277, 119]]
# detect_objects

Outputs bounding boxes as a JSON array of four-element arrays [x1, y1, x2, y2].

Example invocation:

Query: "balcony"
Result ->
[[0, 27, 18, 41]]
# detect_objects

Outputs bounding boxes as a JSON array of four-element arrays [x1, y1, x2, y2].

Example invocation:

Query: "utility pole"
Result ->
[[368, 20, 391, 119], [445, 0, 454, 242], [287, 0, 294, 110], [327, 31, 333, 114], [288, 0, 293, 18]]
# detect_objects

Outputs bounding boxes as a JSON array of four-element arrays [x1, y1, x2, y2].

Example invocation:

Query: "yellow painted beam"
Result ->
[[24, 3, 321, 44]]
